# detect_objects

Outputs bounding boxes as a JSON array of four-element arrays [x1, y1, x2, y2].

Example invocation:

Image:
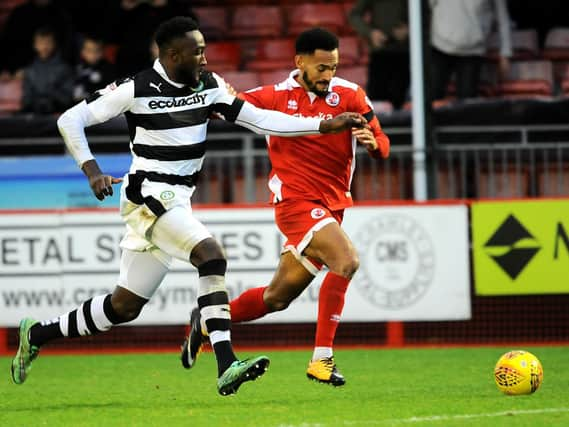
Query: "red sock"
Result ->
[[315, 272, 350, 348], [229, 286, 269, 322]]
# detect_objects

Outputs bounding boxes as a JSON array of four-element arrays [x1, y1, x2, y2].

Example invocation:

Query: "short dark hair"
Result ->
[[34, 26, 56, 39], [295, 28, 338, 55], [155, 16, 199, 50]]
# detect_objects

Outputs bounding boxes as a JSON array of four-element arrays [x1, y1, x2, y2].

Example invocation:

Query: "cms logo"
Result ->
[[375, 241, 408, 262]]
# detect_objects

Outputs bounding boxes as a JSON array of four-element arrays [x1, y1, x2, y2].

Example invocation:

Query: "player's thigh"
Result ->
[[117, 248, 169, 300], [303, 221, 357, 267], [265, 251, 315, 303], [150, 206, 212, 263]]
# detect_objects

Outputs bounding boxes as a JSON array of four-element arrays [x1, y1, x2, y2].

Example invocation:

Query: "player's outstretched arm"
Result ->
[[233, 101, 366, 137], [319, 112, 368, 134]]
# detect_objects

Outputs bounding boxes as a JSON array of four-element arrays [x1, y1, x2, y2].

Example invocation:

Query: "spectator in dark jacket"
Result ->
[[73, 37, 115, 102], [349, 0, 410, 109], [0, 0, 73, 79], [22, 27, 74, 114]]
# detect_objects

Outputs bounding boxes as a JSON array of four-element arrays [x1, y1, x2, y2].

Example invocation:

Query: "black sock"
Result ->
[[213, 341, 236, 376], [29, 322, 63, 347]]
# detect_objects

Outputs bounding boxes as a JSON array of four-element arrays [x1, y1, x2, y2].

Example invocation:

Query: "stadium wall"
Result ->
[[1, 199, 568, 354]]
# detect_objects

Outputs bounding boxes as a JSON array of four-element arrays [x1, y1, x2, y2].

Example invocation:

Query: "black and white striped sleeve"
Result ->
[[211, 73, 321, 136]]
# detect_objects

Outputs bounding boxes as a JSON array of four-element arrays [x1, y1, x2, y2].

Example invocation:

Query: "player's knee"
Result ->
[[190, 237, 226, 267], [336, 254, 360, 278]]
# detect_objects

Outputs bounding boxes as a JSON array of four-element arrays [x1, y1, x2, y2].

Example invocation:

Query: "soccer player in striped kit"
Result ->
[[182, 28, 390, 387], [10, 17, 368, 395]]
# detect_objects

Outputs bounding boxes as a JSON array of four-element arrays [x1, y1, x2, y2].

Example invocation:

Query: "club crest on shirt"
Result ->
[[160, 190, 175, 200], [287, 99, 298, 110], [325, 91, 340, 107], [311, 208, 326, 219]]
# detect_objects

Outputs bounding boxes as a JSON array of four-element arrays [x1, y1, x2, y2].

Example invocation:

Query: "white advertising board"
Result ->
[[0, 205, 470, 326]]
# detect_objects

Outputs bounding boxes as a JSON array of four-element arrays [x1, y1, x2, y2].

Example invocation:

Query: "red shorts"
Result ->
[[274, 199, 344, 272]]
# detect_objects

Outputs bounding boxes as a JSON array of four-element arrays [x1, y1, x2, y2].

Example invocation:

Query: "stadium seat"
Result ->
[[0, 0, 26, 31], [336, 65, 367, 88], [487, 29, 540, 61], [286, 3, 347, 36], [246, 39, 295, 72], [558, 63, 569, 96], [0, 78, 22, 114], [258, 69, 291, 86], [538, 164, 569, 196], [338, 36, 361, 65], [219, 71, 261, 93], [228, 6, 284, 39], [477, 166, 528, 198], [193, 7, 229, 40], [497, 60, 554, 97], [543, 28, 569, 61], [205, 42, 241, 73], [371, 100, 394, 115]]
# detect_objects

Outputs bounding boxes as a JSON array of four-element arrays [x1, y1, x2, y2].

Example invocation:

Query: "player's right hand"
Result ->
[[319, 112, 368, 134], [88, 174, 123, 201], [82, 159, 122, 201]]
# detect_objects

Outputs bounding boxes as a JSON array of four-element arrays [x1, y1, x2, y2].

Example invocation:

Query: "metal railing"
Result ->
[[2, 125, 569, 202]]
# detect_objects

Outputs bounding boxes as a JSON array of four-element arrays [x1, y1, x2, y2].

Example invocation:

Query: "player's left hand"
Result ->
[[353, 127, 378, 151], [320, 112, 368, 133]]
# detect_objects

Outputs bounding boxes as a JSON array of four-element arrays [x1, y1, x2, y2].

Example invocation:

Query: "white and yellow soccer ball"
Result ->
[[494, 350, 543, 395]]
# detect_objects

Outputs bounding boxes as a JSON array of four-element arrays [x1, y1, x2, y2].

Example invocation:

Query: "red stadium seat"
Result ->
[[286, 3, 347, 36], [497, 60, 554, 97], [258, 69, 292, 86], [336, 65, 367, 88], [543, 28, 569, 61], [0, 0, 26, 31], [0, 78, 22, 114], [557, 63, 569, 96], [538, 164, 569, 196], [487, 29, 540, 60], [477, 166, 528, 198], [193, 7, 229, 40], [228, 6, 284, 39], [205, 42, 241, 73], [338, 36, 361, 65], [246, 39, 295, 72], [219, 71, 261, 93]]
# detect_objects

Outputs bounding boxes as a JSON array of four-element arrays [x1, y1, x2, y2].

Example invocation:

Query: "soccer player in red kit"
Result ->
[[181, 28, 390, 386]]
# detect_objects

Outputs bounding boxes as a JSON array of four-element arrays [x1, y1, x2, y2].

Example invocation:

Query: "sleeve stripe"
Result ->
[[214, 98, 245, 122], [363, 110, 375, 122]]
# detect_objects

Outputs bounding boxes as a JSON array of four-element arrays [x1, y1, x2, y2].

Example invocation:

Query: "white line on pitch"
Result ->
[[341, 407, 569, 425]]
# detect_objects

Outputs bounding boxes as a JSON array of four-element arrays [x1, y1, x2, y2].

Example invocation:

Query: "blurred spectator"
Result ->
[[107, 0, 196, 77], [349, 0, 410, 109], [429, 0, 512, 100], [59, 0, 117, 41], [0, 0, 73, 78], [21, 27, 74, 114], [73, 37, 116, 102]]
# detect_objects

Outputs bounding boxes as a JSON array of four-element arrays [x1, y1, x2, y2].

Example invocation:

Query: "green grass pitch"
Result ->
[[1, 347, 568, 427]]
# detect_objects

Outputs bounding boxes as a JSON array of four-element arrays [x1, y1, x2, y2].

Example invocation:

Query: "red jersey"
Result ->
[[239, 70, 390, 211]]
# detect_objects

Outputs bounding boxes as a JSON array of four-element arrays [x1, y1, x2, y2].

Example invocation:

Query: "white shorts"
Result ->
[[119, 173, 212, 265]]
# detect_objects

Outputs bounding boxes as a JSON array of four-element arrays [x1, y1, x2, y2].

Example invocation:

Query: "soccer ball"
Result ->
[[494, 350, 543, 395]]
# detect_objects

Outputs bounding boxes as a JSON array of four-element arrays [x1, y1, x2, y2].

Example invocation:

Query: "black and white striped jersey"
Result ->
[[58, 59, 322, 178]]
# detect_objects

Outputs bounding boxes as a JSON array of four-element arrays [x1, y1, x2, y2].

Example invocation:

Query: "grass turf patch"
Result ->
[[1, 346, 568, 427]]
